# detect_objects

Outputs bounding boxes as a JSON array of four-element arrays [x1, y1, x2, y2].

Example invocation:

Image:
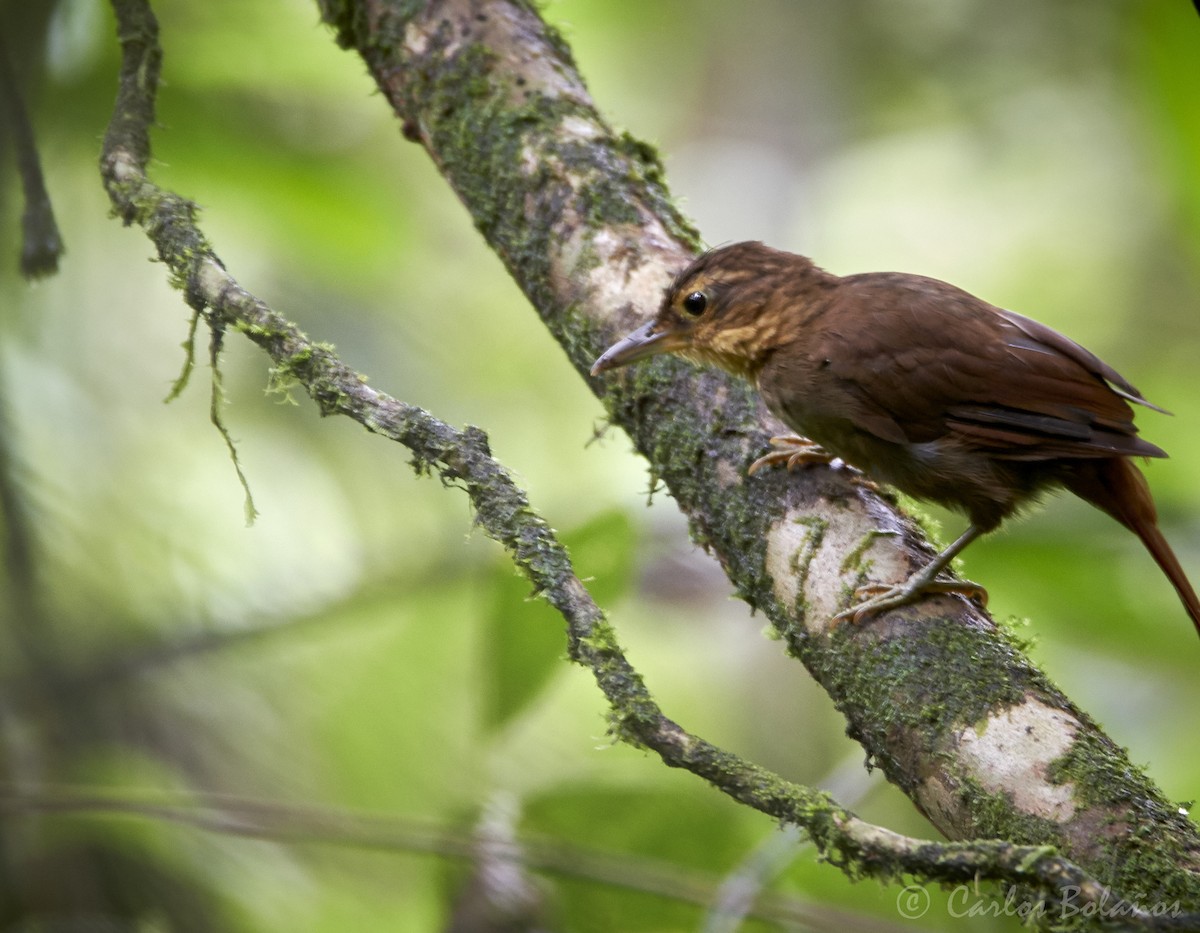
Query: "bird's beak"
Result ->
[[590, 322, 680, 376]]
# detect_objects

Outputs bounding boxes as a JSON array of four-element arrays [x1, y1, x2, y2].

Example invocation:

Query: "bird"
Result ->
[[591, 241, 1200, 635]]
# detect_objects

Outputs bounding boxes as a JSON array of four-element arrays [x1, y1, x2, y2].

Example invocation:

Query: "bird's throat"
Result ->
[[688, 322, 782, 381]]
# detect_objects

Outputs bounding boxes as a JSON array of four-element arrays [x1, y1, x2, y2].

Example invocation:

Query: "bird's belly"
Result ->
[[778, 408, 1030, 528], [756, 368, 1037, 526]]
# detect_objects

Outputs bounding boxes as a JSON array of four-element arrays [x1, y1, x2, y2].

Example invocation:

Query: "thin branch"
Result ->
[[95, 0, 1200, 921], [0, 32, 64, 279], [0, 785, 913, 932]]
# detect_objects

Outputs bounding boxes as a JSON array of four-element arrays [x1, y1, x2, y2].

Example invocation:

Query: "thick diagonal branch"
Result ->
[[309, 0, 1200, 908]]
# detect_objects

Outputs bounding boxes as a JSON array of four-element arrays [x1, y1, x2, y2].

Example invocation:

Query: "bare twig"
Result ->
[[0, 32, 63, 279], [0, 785, 911, 931]]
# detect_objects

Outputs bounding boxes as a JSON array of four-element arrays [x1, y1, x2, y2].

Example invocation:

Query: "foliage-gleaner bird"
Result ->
[[592, 242, 1200, 635]]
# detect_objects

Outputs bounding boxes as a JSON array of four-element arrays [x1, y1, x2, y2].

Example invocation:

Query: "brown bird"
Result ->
[[592, 242, 1200, 634]]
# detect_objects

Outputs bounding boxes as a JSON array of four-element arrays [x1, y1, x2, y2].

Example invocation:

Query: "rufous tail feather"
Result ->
[[1064, 459, 1200, 639]]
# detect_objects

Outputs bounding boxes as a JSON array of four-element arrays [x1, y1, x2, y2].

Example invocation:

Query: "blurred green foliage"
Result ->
[[0, 0, 1198, 929]]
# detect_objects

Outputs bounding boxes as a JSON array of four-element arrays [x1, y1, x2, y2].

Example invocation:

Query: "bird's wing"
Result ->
[[817, 275, 1166, 461]]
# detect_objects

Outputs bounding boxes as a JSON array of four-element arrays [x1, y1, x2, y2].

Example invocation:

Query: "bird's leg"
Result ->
[[748, 435, 832, 475], [833, 524, 989, 624]]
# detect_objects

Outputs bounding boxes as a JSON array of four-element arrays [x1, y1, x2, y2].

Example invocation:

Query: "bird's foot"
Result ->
[[748, 435, 878, 490], [748, 435, 834, 475], [833, 577, 988, 625]]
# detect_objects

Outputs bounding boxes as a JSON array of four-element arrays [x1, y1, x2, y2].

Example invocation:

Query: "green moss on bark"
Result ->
[[1048, 731, 1200, 906], [812, 618, 1055, 787]]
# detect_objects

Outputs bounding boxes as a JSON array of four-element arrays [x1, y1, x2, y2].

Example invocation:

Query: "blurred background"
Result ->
[[0, 0, 1198, 929]]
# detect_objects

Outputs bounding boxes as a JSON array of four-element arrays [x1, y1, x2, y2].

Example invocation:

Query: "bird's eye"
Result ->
[[681, 291, 708, 316]]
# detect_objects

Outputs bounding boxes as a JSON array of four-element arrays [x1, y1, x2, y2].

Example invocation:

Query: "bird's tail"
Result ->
[[1063, 458, 1200, 640]]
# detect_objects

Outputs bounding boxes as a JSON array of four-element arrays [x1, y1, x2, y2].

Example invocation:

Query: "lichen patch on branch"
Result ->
[[943, 699, 1079, 824]]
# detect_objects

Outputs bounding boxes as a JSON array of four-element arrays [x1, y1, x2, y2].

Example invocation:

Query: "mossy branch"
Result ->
[[98, 0, 1200, 921]]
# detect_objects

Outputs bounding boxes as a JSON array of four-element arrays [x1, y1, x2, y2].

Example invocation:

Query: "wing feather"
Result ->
[[818, 275, 1166, 461]]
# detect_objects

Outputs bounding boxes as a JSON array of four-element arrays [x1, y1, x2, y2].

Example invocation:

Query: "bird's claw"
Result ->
[[748, 435, 832, 475], [749, 435, 879, 490], [833, 578, 989, 625]]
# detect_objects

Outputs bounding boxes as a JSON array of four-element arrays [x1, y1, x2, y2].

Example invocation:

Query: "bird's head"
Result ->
[[590, 242, 833, 381]]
